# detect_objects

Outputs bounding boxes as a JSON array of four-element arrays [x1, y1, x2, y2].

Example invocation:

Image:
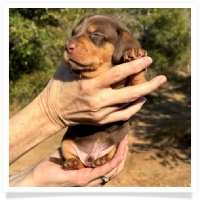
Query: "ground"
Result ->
[[9, 76, 191, 187]]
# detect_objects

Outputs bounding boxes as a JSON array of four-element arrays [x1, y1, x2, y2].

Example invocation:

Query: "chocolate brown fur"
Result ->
[[50, 14, 147, 170]]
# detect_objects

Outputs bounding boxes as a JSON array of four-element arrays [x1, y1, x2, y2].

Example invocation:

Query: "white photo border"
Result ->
[[1, 0, 198, 197]]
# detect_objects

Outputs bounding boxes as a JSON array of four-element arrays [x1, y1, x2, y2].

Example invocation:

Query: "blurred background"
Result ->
[[9, 8, 191, 186]]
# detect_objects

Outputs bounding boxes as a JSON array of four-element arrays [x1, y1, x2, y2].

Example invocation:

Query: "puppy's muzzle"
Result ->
[[65, 38, 78, 54]]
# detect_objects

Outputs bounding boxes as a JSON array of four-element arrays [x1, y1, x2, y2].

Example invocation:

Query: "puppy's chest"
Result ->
[[71, 138, 115, 167], [65, 121, 129, 152], [75, 137, 114, 158]]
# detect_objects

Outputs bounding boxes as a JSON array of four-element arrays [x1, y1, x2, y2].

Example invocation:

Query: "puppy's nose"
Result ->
[[66, 40, 77, 54]]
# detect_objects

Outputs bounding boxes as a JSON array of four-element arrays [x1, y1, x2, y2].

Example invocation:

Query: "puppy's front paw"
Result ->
[[124, 48, 147, 62], [92, 155, 110, 168], [63, 158, 84, 170]]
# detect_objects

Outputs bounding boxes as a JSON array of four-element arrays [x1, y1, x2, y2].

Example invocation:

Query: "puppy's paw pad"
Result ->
[[124, 48, 147, 61], [92, 156, 109, 167], [63, 158, 84, 170]]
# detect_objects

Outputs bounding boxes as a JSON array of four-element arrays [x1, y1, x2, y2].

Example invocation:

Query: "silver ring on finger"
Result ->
[[101, 176, 111, 184]]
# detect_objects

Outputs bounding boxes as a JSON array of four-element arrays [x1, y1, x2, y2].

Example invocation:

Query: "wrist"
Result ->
[[9, 95, 62, 164], [36, 92, 64, 134], [9, 166, 36, 187], [37, 84, 66, 132]]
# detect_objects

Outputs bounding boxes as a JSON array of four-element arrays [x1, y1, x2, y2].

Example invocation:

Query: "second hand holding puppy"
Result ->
[[41, 57, 156, 128]]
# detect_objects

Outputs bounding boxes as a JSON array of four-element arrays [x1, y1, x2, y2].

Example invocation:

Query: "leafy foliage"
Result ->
[[9, 8, 191, 109]]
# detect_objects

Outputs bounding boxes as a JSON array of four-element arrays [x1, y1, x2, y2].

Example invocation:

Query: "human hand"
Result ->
[[38, 57, 166, 129], [10, 136, 128, 187]]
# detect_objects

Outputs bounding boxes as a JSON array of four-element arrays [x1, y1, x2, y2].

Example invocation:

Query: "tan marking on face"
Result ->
[[87, 25, 97, 33], [65, 35, 115, 78]]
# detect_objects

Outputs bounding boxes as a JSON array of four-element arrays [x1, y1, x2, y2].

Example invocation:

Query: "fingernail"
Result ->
[[138, 97, 147, 104], [143, 57, 153, 66], [142, 97, 147, 103], [159, 75, 167, 84]]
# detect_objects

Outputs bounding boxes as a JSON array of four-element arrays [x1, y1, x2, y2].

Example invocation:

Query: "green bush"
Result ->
[[9, 8, 191, 110]]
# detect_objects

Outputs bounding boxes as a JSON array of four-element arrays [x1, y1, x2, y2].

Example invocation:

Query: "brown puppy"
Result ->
[[50, 14, 147, 170]]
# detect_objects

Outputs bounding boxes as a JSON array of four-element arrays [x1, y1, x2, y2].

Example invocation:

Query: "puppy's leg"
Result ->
[[124, 48, 148, 85], [62, 140, 85, 170], [127, 70, 147, 85], [92, 146, 117, 167]]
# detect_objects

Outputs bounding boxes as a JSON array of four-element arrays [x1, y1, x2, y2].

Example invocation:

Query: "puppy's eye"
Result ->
[[90, 32, 103, 38], [90, 32, 105, 46]]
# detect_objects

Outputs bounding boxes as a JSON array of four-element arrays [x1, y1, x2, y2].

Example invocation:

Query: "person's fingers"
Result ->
[[99, 75, 167, 107], [94, 57, 152, 88], [69, 75, 166, 125], [97, 97, 146, 124], [106, 144, 129, 179], [111, 135, 128, 159], [107, 137, 129, 175]]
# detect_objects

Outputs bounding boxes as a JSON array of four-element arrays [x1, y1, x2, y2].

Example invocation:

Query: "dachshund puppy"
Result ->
[[50, 14, 147, 170]]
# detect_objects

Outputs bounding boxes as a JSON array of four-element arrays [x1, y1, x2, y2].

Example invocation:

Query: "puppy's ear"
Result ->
[[112, 30, 141, 65]]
